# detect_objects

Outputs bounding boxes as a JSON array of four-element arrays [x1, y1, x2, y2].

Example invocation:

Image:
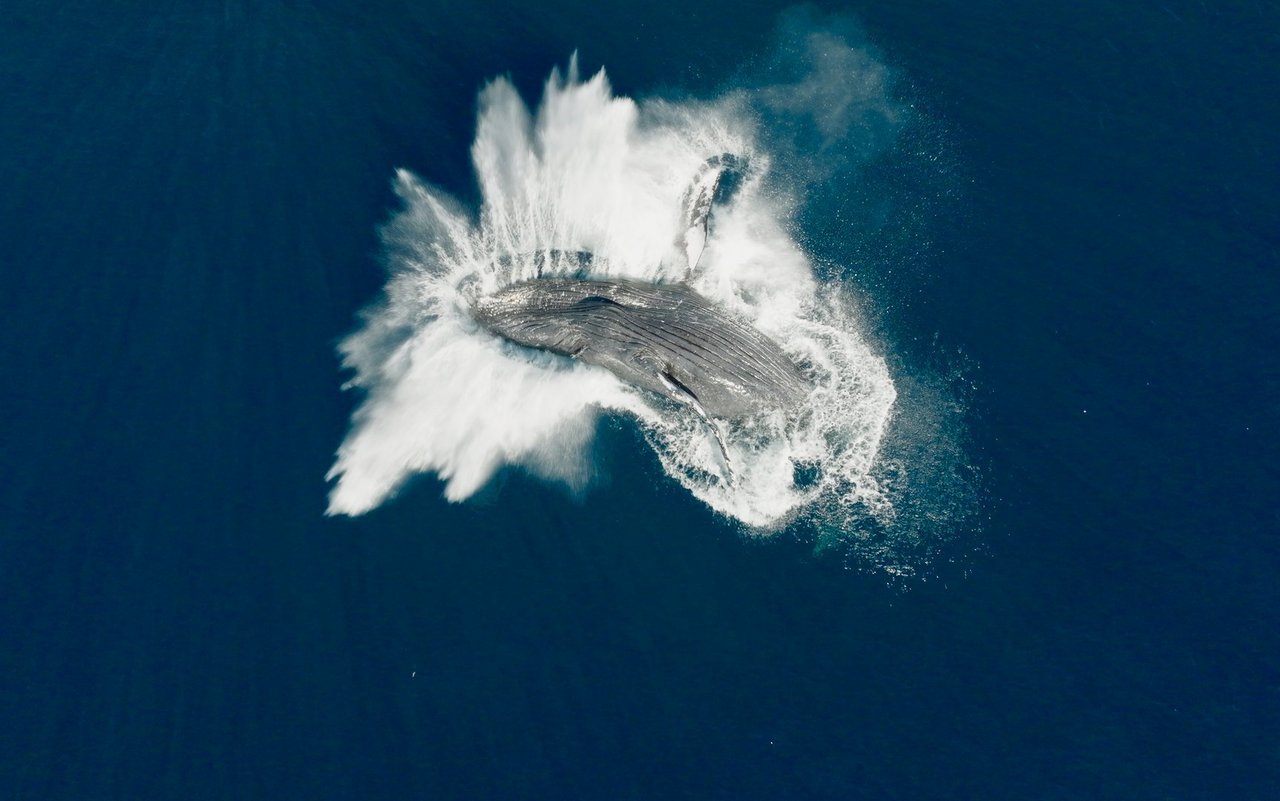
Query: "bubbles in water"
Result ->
[[327, 28, 975, 564]]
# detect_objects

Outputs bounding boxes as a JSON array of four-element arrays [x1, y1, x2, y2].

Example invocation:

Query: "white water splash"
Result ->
[[327, 58, 899, 529]]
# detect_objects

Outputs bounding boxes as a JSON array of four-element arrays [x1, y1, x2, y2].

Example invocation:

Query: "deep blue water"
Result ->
[[2, 1, 1277, 799]]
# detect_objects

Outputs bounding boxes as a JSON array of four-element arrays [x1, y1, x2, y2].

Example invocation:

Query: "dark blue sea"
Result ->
[[2, 2, 1277, 798]]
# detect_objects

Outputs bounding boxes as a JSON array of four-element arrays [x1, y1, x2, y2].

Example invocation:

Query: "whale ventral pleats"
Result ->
[[472, 277, 809, 420]]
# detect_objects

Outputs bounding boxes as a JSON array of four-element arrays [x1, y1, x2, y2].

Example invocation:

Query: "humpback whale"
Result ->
[[469, 154, 809, 474], [472, 278, 809, 418]]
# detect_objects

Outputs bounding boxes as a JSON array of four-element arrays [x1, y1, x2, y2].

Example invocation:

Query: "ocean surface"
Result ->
[[2, 1, 1277, 798]]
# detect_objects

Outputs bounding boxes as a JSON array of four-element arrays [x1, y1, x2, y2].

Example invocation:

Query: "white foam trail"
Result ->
[[327, 57, 898, 529]]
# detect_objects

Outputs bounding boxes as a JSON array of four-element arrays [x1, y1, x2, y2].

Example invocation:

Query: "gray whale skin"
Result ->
[[472, 278, 809, 420]]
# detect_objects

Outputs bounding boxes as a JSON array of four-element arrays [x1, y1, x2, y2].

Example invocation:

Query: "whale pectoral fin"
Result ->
[[656, 368, 734, 485], [657, 366, 698, 404], [679, 153, 752, 277]]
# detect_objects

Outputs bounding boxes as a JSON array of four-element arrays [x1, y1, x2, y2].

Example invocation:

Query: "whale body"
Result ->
[[472, 277, 809, 419], [468, 154, 809, 478]]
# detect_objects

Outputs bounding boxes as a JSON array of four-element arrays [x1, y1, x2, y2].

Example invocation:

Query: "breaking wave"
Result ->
[[327, 30, 961, 540]]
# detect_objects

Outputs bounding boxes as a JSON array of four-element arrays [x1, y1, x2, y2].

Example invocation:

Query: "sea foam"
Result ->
[[327, 57, 899, 530]]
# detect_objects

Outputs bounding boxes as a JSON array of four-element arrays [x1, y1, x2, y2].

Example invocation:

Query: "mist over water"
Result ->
[[327, 29, 972, 550]]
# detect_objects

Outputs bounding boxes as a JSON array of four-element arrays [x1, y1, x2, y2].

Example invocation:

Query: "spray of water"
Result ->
[[327, 52, 911, 531]]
